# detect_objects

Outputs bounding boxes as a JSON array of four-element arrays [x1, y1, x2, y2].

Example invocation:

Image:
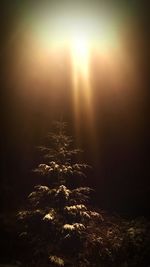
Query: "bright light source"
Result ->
[[21, 2, 121, 140], [70, 33, 89, 77], [30, 2, 119, 53], [72, 35, 88, 58]]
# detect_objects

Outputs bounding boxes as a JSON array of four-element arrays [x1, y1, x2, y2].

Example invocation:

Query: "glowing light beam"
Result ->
[[18, 3, 123, 150]]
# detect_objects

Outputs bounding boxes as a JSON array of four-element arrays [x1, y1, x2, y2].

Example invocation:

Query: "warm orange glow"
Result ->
[[9, 3, 139, 153], [70, 35, 95, 138]]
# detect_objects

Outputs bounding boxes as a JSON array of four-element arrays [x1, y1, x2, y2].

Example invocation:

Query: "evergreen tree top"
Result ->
[[18, 121, 101, 267], [37, 121, 83, 164]]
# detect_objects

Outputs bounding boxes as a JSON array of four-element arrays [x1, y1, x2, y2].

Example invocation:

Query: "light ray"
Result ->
[[13, 3, 130, 152], [70, 34, 97, 146]]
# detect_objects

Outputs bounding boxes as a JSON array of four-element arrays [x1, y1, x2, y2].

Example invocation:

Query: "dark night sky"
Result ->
[[0, 1, 150, 216]]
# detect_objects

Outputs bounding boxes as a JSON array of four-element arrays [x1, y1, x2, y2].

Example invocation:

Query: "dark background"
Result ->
[[0, 1, 149, 216]]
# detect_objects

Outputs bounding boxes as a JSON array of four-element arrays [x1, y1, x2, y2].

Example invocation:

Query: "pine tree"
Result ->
[[18, 122, 102, 267]]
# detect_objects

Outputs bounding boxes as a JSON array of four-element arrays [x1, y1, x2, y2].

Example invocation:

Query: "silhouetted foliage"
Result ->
[[17, 122, 103, 266], [17, 122, 150, 267]]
